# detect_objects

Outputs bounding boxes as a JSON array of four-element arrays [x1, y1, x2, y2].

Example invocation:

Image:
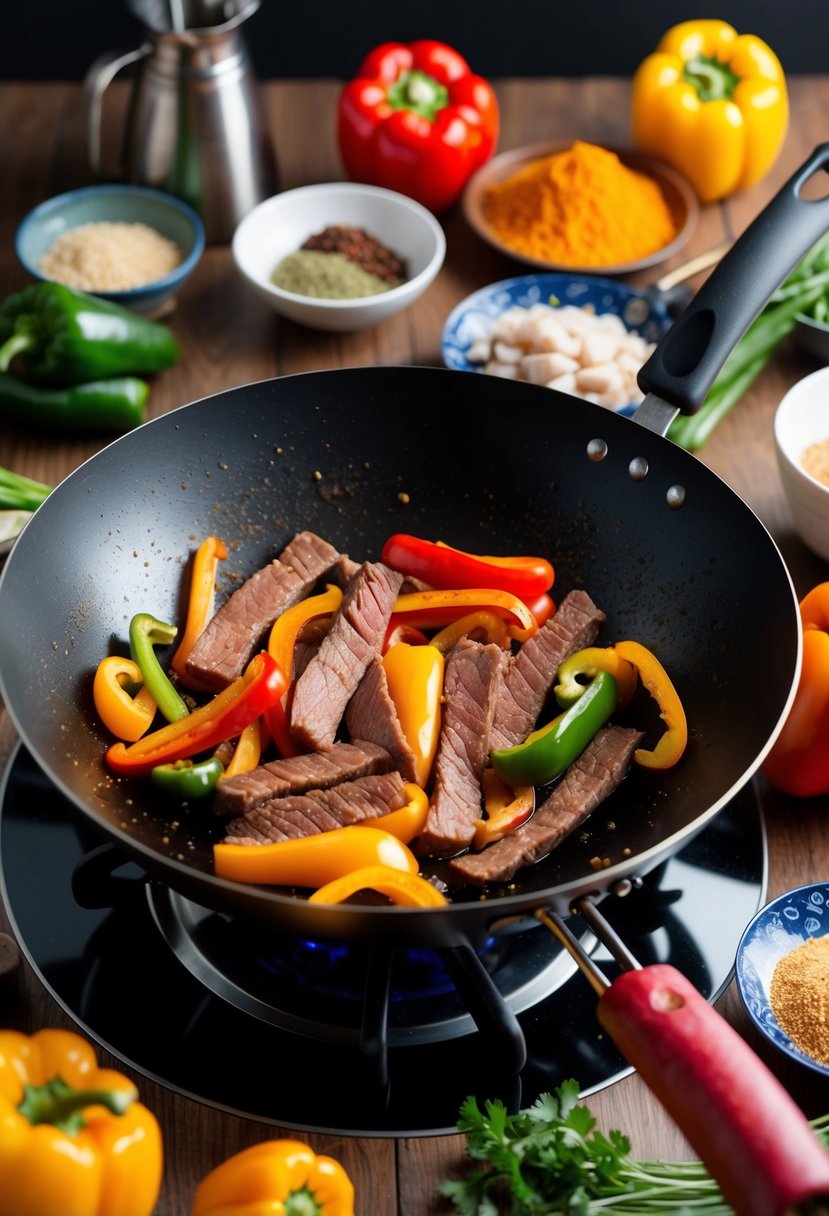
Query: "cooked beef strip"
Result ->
[[345, 658, 418, 782], [488, 589, 606, 751], [212, 739, 394, 818], [447, 725, 643, 886], [184, 531, 340, 691], [289, 562, 404, 751], [334, 554, 362, 586], [418, 638, 507, 858], [223, 771, 408, 844]]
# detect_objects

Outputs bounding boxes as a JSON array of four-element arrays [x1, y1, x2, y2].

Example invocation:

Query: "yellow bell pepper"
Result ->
[[631, 19, 788, 202], [221, 718, 264, 781], [0, 1027, 163, 1216], [613, 640, 688, 770], [92, 655, 157, 742], [192, 1138, 354, 1216], [213, 825, 419, 887], [370, 782, 429, 843], [309, 864, 448, 907], [382, 641, 444, 786], [171, 536, 228, 685], [267, 583, 343, 679]]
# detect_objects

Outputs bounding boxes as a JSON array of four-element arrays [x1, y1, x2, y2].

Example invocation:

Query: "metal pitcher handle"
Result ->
[[83, 42, 153, 178]]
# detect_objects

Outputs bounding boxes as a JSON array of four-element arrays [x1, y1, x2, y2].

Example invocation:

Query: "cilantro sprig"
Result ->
[[438, 1079, 829, 1215]]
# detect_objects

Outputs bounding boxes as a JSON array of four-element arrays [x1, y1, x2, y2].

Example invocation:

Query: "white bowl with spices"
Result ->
[[15, 184, 205, 317], [774, 365, 829, 563], [231, 182, 446, 332]]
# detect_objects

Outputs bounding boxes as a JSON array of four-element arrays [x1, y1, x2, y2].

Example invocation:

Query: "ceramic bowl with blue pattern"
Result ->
[[736, 881, 829, 1077], [15, 184, 205, 316], [441, 273, 673, 416]]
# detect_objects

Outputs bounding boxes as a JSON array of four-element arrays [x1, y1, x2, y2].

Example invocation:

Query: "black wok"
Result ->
[[1, 149, 828, 954]]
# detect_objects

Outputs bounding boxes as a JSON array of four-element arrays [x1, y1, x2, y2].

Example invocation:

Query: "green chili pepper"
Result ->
[[129, 613, 189, 724], [490, 671, 619, 787], [0, 283, 180, 385], [0, 370, 148, 433], [150, 756, 224, 799]]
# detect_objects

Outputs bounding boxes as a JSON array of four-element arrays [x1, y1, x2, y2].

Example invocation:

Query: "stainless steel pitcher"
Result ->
[[84, 0, 278, 243]]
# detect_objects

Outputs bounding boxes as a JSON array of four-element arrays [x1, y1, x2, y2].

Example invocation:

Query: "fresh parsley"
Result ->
[[438, 1079, 829, 1215]]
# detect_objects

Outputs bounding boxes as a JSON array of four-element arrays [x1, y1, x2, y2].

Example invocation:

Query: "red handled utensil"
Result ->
[[537, 897, 829, 1216]]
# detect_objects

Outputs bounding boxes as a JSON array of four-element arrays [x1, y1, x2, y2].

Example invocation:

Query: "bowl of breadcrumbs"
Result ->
[[15, 184, 205, 316]]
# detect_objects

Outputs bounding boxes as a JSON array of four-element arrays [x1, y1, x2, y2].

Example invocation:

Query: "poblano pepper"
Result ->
[[0, 369, 148, 433], [491, 670, 619, 787], [0, 282, 180, 385]]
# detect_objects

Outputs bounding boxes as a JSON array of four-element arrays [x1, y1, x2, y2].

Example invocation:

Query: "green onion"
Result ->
[[669, 234, 829, 451], [0, 466, 52, 511]]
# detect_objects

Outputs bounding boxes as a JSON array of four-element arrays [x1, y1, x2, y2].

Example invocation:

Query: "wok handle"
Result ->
[[638, 143, 829, 415], [598, 963, 829, 1216]]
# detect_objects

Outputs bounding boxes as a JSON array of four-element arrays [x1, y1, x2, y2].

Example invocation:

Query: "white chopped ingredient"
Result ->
[[465, 301, 654, 409]]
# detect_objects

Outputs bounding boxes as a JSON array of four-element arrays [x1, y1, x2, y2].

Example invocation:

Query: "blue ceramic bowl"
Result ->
[[736, 881, 829, 1077], [15, 184, 205, 316], [441, 273, 672, 415]]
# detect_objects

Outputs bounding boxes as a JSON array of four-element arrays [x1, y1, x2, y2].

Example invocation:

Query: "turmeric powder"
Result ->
[[481, 141, 678, 268]]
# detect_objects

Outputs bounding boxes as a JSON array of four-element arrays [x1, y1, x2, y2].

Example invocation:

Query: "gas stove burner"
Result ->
[[1, 743, 767, 1136]]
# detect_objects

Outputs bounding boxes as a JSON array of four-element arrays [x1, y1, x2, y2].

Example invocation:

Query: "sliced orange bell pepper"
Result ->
[[220, 718, 263, 781], [762, 582, 829, 797], [171, 536, 228, 684], [92, 656, 158, 742], [309, 864, 448, 907], [613, 639, 687, 769], [192, 1138, 354, 1216], [390, 587, 538, 642], [213, 825, 419, 888], [382, 642, 444, 786], [370, 782, 429, 843], [429, 610, 510, 654]]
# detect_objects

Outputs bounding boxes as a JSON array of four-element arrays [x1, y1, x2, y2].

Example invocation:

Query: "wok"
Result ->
[[1, 150, 828, 956]]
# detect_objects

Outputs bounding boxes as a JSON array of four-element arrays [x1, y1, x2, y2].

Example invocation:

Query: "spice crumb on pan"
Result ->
[[770, 934, 829, 1063], [39, 221, 183, 291]]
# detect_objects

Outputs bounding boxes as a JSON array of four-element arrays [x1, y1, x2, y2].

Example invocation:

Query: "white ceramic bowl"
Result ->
[[774, 365, 829, 563], [232, 183, 446, 332], [15, 184, 205, 316]]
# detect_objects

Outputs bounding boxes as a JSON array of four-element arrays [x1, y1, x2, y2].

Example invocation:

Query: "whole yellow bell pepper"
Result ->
[[192, 1138, 354, 1216], [0, 1027, 163, 1216], [631, 20, 788, 202]]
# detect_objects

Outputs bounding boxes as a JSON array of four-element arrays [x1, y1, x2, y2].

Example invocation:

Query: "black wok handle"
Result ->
[[638, 144, 829, 415]]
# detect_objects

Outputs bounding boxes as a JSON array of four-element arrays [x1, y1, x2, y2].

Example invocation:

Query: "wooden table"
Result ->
[[2, 76, 829, 1213]]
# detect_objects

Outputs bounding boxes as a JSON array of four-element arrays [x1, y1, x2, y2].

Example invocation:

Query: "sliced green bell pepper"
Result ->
[[151, 756, 224, 799], [0, 283, 179, 385], [490, 670, 619, 786], [129, 613, 189, 724], [0, 370, 148, 433]]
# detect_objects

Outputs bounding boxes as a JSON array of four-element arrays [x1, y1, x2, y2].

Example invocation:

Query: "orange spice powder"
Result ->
[[481, 141, 678, 268], [770, 935, 829, 1065]]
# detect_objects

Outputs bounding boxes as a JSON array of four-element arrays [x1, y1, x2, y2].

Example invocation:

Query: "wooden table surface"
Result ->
[[2, 75, 829, 1214]]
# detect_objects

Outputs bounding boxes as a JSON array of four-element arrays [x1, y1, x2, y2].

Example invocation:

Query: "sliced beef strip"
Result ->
[[418, 639, 507, 858], [212, 739, 394, 818], [488, 589, 606, 751], [184, 531, 340, 691], [289, 562, 404, 751], [223, 771, 408, 844], [447, 725, 643, 886], [345, 659, 418, 783]]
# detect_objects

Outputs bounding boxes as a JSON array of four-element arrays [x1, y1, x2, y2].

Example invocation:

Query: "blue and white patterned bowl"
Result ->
[[736, 881, 829, 1077], [440, 273, 673, 416]]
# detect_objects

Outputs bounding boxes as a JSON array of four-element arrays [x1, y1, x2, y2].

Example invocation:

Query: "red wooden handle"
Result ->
[[598, 963, 829, 1216]]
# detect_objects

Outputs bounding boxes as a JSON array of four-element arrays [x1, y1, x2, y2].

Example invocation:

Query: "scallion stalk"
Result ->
[[0, 466, 52, 511]]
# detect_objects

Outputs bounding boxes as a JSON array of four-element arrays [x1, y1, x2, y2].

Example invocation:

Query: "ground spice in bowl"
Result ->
[[271, 225, 408, 299], [801, 437, 829, 487], [770, 934, 829, 1065], [39, 221, 183, 291], [480, 140, 677, 269]]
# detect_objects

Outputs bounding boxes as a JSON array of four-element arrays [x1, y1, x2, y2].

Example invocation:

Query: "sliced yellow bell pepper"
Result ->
[[390, 587, 538, 642], [613, 639, 688, 770], [213, 825, 419, 888], [555, 645, 638, 710], [370, 782, 429, 843], [429, 609, 510, 654], [0, 1028, 163, 1216], [220, 718, 263, 781], [171, 536, 228, 684], [192, 1138, 354, 1216], [382, 642, 444, 786], [92, 655, 157, 742], [631, 19, 788, 201], [267, 583, 343, 679], [309, 864, 448, 907]]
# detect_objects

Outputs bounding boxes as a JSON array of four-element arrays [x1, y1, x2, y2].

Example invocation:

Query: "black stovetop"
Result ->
[[1, 743, 766, 1136]]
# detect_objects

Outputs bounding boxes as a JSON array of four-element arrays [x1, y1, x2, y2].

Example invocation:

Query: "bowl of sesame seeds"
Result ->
[[15, 184, 205, 317]]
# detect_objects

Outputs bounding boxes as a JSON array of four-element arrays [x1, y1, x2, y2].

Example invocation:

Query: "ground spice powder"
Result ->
[[481, 140, 678, 268], [39, 221, 183, 291], [770, 934, 829, 1064], [802, 437, 829, 487]]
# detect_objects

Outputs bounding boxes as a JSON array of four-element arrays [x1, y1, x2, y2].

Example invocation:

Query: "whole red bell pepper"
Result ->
[[337, 40, 500, 213], [762, 582, 829, 797]]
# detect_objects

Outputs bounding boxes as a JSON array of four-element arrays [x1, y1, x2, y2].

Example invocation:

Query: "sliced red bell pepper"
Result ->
[[337, 40, 500, 213], [105, 652, 287, 777], [381, 533, 554, 597], [390, 587, 538, 642], [524, 590, 556, 629]]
